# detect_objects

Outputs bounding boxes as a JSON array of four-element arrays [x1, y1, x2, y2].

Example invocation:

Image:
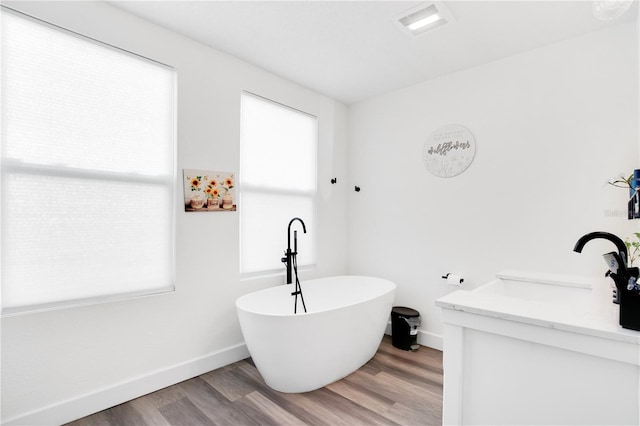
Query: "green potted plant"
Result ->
[[626, 233, 640, 267]]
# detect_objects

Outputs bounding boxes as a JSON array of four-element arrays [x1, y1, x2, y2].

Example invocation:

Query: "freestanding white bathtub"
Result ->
[[236, 275, 396, 393]]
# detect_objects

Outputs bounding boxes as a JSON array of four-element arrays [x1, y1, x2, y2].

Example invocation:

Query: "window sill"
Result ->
[[240, 264, 316, 283], [1, 285, 175, 318]]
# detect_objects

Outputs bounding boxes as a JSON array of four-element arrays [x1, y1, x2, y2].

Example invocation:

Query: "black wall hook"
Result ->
[[330, 178, 337, 184], [354, 186, 361, 192]]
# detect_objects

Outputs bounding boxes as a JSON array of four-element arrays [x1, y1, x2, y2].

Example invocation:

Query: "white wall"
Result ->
[[0, 2, 348, 424], [2, 2, 638, 424], [347, 22, 639, 350]]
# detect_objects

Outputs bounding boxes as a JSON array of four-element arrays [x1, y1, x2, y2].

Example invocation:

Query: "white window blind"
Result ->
[[1, 10, 176, 314], [239, 92, 317, 275]]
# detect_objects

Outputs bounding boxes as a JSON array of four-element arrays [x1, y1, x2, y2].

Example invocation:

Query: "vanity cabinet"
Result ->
[[436, 271, 640, 425]]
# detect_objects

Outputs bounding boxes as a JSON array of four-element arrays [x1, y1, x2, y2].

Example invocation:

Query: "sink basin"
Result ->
[[473, 270, 593, 305]]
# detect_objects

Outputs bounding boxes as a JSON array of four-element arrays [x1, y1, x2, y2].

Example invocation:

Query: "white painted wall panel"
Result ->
[[347, 22, 639, 348], [0, 1, 348, 423]]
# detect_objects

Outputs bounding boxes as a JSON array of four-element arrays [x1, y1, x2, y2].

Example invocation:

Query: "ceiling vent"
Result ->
[[395, 1, 455, 36]]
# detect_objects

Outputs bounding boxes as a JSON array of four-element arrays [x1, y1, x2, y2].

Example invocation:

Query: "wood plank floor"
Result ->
[[66, 336, 443, 425]]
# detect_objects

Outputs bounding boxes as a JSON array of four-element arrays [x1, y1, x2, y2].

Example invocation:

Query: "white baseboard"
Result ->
[[2, 343, 250, 426], [385, 322, 443, 351], [417, 330, 443, 351]]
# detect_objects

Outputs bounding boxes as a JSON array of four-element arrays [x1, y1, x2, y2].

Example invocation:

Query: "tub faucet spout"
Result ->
[[282, 217, 307, 284]]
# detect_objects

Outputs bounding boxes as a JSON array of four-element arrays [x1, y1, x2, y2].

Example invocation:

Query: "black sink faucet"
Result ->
[[574, 231, 635, 305], [282, 217, 307, 284], [574, 231, 640, 330], [573, 231, 628, 267]]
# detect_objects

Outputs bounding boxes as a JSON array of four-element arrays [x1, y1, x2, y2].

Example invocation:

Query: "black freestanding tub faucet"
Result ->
[[281, 217, 307, 314]]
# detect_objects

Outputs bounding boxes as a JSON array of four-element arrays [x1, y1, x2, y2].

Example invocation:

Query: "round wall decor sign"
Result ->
[[422, 124, 476, 178]]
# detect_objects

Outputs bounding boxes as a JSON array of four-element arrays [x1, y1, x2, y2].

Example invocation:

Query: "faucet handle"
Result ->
[[603, 251, 625, 274]]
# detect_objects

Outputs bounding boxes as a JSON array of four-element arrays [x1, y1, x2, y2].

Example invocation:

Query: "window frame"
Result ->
[[239, 91, 319, 278], [0, 7, 177, 316]]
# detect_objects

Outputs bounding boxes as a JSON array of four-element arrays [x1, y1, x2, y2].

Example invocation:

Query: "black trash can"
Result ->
[[391, 306, 421, 351]]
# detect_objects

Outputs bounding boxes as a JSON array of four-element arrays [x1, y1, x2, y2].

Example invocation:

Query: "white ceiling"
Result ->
[[109, 1, 637, 104]]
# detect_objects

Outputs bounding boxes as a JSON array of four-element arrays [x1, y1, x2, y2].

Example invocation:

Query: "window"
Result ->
[[1, 9, 176, 314], [239, 92, 317, 275]]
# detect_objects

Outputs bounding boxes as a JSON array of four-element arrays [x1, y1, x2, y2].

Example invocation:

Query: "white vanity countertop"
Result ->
[[436, 270, 640, 345]]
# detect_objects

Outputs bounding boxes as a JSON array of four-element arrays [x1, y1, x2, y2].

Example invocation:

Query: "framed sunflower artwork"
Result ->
[[183, 169, 236, 212]]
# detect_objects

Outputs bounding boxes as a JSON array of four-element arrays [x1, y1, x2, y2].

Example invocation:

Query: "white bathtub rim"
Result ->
[[236, 275, 396, 316]]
